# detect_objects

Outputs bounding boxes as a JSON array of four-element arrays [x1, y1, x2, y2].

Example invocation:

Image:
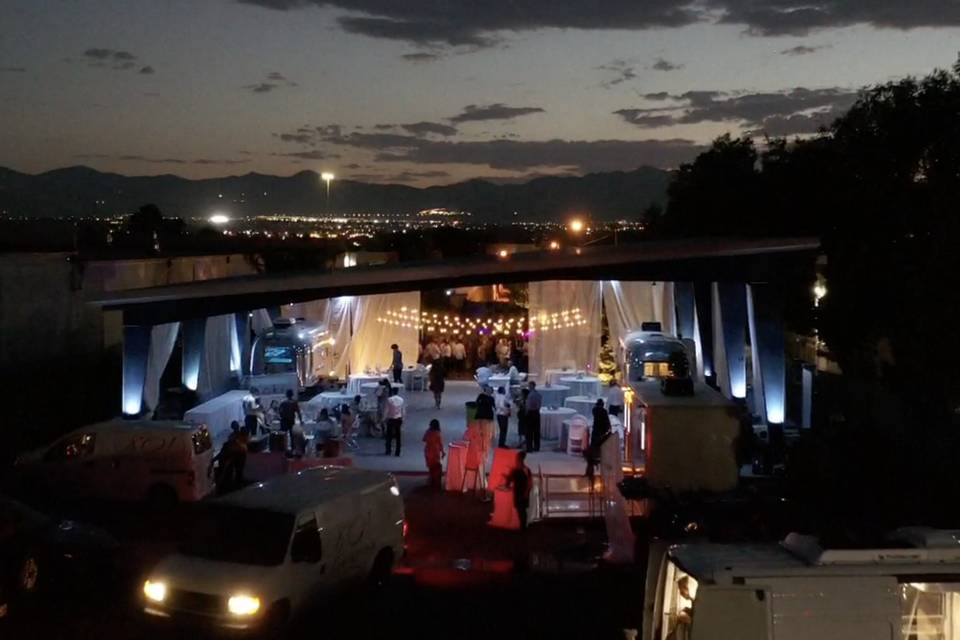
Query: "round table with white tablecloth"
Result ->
[[305, 391, 354, 416], [346, 374, 383, 396], [544, 368, 585, 386], [360, 381, 403, 397], [401, 365, 429, 391], [537, 384, 570, 408], [564, 395, 597, 418], [540, 406, 576, 440], [559, 375, 601, 398]]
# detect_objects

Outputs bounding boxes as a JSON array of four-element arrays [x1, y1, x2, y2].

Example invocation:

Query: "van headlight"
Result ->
[[228, 594, 261, 616], [143, 580, 167, 603]]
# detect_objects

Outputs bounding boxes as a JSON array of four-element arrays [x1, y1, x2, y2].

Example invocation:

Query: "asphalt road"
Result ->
[[1, 478, 646, 639]]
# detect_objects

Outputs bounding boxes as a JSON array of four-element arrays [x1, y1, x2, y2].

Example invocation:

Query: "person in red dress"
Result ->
[[422, 419, 444, 490]]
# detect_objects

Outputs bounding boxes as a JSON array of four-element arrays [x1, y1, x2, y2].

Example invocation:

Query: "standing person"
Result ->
[[429, 356, 446, 409], [452, 338, 466, 372], [525, 381, 542, 453], [495, 386, 512, 448], [474, 385, 496, 467], [426, 338, 441, 363], [464, 419, 486, 495], [516, 387, 529, 450], [506, 451, 533, 530], [242, 387, 263, 436], [586, 399, 612, 479], [384, 388, 405, 457], [441, 339, 453, 372], [390, 343, 403, 384], [375, 378, 391, 433], [422, 419, 444, 490], [607, 379, 625, 417], [278, 389, 302, 434]]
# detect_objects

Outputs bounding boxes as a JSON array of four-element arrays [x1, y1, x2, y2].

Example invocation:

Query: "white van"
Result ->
[[14, 420, 215, 503], [141, 466, 405, 631], [644, 530, 960, 640]]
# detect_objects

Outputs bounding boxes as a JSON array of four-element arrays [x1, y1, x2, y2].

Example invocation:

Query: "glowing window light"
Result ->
[[209, 213, 230, 225]]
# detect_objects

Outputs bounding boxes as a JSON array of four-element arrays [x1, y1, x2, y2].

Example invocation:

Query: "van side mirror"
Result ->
[[290, 526, 322, 563]]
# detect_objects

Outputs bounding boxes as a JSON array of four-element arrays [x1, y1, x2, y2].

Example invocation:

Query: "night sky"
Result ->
[[2, 1, 959, 185]]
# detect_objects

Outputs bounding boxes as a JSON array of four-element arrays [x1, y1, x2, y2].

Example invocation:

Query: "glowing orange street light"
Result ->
[[568, 218, 585, 234], [548, 240, 560, 250], [498, 249, 509, 258]]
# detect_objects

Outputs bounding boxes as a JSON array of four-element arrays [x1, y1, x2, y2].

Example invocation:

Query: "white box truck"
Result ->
[[644, 529, 960, 640]]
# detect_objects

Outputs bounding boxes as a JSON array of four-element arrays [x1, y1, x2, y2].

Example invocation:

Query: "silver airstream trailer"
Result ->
[[250, 318, 332, 389], [621, 328, 689, 382]]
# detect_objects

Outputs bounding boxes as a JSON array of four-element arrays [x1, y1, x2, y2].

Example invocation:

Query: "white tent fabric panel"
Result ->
[[282, 297, 353, 378], [251, 309, 274, 334], [602, 281, 657, 350], [349, 292, 420, 374], [528, 280, 602, 375], [142, 322, 179, 412], [712, 283, 730, 398], [197, 314, 238, 400]]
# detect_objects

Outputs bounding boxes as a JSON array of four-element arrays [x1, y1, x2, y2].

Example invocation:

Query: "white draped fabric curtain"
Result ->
[[142, 322, 180, 413], [528, 280, 602, 376], [603, 281, 677, 342], [282, 297, 353, 377], [197, 314, 239, 399], [349, 292, 420, 374]]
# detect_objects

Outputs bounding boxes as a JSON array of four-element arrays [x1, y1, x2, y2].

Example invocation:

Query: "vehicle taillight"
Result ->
[[402, 520, 409, 539]]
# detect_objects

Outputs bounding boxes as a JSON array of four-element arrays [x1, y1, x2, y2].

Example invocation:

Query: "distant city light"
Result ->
[[498, 249, 509, 258], [321, 172, 335, 182], [209, 213, 230, 225], [445, 289, 453, 296], [549, 240, 560, 250], [568, 218, 585, 233]]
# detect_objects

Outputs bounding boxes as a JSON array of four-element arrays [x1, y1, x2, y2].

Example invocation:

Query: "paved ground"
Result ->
[[347, 380, 586, 476], [1, 476, 646, 639]]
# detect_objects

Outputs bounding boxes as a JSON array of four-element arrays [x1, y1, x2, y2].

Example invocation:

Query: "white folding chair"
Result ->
[[567, 415, 589, 456]]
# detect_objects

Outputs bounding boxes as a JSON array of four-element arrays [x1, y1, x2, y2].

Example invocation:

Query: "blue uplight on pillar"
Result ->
[[182, 317, 206, 392], [122, 325, 151, 416], [235, 313, 251, 377], [749, 283, 786, 424], [717, 282, 748, 399], [694, 282, 715, 379], [674, 282, 696, 340]]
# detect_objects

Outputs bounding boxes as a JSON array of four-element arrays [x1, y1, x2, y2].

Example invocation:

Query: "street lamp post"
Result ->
[[321, 172, 335, 213]]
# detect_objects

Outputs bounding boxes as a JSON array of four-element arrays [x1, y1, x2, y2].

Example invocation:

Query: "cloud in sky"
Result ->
[[237, 0, 960, 48], [318, 131, 701, 172], [597, 59, 638, 89], [615, 86, 860, 136], [652, 57, 683, 71], [237, 0, 702, 47], [244, 71, 298, 93], [780, 45, 826, 56], [1, 67, 27, 73], [449, 103, 545, 123], [139, 65, 155, 74], [401, 52, 440, 62], [375, 121, 459, 137], [81, 48, 157, 73]]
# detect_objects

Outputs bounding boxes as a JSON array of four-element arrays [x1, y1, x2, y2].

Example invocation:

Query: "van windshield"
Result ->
[[180, 505, 294, 566]]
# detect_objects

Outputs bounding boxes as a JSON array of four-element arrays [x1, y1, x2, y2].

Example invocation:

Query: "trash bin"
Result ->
[[465, 401, 478, 424]]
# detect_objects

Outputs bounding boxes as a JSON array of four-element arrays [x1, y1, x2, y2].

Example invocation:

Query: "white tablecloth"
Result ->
[[559, 376, 601, 398], [564, 395, 596, 418], [401, 366, 428, 390], [540, 407, 576, 440], [360, 381, 403, 396], [487, 374, 513, 390], [185, 390, 248, 443], [544, 369, 586, 385], [243, 372, 300, 395], [346, 374, 384, 396], [537, 384, 570, 408], [306, 392, 354, 416]]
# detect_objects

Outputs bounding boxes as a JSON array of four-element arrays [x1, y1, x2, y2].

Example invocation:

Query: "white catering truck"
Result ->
[[142, 466, 406, 631], [14, 420, 215, 503], [644, 528, 960, 640]]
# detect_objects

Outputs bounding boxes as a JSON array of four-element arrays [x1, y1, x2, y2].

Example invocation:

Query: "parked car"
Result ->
[[0, 495, 118, 609], [14, 419, 215, 504], [142, 466, 405, 631]]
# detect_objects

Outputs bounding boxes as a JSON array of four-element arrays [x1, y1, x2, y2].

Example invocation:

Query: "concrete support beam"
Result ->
[[694, 282, 716, 381], [181, 317, 206, 391], [235, 312, 251, 377], [674, 282, 696, 341], [750, 283, 786, 424], [121, 325, 151, 416], [717, 282, 748, 400]]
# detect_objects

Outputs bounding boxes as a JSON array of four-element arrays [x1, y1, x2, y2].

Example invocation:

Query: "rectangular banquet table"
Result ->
[[184, 390, 248, 443]]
